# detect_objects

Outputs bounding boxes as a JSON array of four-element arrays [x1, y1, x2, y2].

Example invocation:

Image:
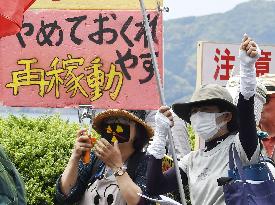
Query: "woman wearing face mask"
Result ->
[[55, 109, 154, 205], [146, 35, 261, 205]]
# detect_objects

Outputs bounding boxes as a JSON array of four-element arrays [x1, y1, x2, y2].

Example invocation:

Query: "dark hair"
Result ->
[[133, 123, 149, 151], [127, 110, 147, 121], [218, 105, 239, 134]]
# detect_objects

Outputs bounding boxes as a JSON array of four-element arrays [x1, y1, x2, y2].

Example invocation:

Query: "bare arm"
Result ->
[[60, 156, 80, 195], [94, 138, 144, 205], [60, 130, 92, 195], [115, 172, 143, 205]]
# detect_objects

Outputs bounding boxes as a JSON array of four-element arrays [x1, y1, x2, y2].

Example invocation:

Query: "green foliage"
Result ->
[[187, 125, 196, 151], [0, 114, 198, 205], [185, 125, 196, 205], [0, 115, 79, 205]]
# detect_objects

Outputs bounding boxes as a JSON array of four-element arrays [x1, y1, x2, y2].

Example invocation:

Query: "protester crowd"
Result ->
[[52, 35, 275, 205]]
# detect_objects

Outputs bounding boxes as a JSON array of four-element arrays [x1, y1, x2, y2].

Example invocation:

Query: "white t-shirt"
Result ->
[[179, 134, 260, 205], [80, 167, 126, 205]]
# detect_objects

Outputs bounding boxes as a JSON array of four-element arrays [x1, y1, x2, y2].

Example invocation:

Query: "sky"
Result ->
[[163, 0, 251, 20]]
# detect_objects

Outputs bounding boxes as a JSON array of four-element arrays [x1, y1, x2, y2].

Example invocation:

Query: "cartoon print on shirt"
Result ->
[[90, 183, 119, 205]]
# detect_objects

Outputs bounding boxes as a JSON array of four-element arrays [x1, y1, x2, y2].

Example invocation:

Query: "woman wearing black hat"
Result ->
[[55, 109, 154, 205], [146, 35, 261, 205]]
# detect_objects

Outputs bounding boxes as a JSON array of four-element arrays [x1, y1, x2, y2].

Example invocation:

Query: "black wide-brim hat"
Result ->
[[172, 84, 238, 130]]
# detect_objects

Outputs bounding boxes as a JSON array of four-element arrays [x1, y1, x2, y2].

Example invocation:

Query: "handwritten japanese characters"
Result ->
[[6, 55, 123, 101], [0, 10, 163, 109]]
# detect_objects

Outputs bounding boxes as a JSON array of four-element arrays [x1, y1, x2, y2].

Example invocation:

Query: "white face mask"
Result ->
[[190, 112, 228, 141]]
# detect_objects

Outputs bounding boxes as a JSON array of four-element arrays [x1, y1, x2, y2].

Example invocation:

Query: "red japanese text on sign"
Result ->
[[198, 42, 275, 87]]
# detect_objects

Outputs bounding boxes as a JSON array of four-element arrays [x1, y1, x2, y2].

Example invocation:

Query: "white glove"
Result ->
[[239, 44, 261, 100], [147, 111, 172, 159]]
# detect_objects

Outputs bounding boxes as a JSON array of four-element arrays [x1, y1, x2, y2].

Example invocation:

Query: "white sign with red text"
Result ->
[[197, 41, 274, 87]]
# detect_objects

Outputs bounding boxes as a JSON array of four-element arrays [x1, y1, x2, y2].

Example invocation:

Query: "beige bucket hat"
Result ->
[[172, 84, 238, 129]]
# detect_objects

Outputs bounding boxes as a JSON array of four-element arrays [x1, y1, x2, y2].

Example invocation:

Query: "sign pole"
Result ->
[[138, 0, 187, 204], [77, 105, 96, 164]]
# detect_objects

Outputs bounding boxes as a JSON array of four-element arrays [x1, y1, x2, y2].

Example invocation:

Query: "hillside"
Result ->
[[164, 0, 275, 104]]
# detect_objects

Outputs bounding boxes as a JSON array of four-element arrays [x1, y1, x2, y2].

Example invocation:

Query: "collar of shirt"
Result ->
[[204, 133, 230, 152]]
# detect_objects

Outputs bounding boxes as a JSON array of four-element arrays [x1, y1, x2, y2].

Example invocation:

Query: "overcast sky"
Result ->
[[163, 0, 251, 20]]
